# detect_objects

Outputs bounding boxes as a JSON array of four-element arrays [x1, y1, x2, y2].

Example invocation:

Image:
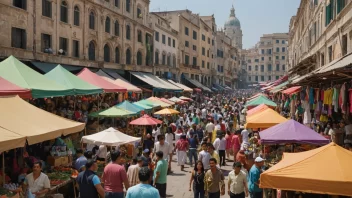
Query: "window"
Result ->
[[168, 37, 171, 46], [207, 62, 210, 69], [41, 33, 51, 52], [261, 76, 264, 81], [137, 8, 142, 18], [260, 65, 264, 72], [255, 65, 258, 71], [276, 56, 279, 60], [325, 0, 334, 26], [208, 38, 210, 44], [73, 6, 80, 26], [276, 40, 279, 43], [155, 32, 159, 41], [261, 57, 264, 61], [207, 50, 209, 57], [342, 34, 348, 56], [42, 0, 52, 18], [255, 76, 258, 81], [114, 21, 119, 36], [126, 25, 131, 40], [185, 41, 189, 47], [185, 55, 189, 65], [71, 40, 79, 58], [13, 0, 26, 9], [115, 47, 120, 63], [337, 0, 346, 14], [60, 1, 68, 23], [255, 59, 259, 62], [267, 49, 272, 54], [126, 0, 130, 12], [282, 47, 286, 52], [276, 76, 279, 80], [59, 37, 68, 55], [89, 11, 95, 30], [202, 34, 205, 41], [282, 40, 286, 44], [248, 60, 251, 63], [154, 51, 159, 64], [202, 60, 205, 68], [282, 56, 285, 60], [88, 41, 95, 61], [261, 49, 265, 54], [193, 31, 197, 40], [185, 27, 189, 35], [248, 66, 252, 71], [167, 55, 171, 66], [162, 34, 165, 44], [138, 30, 142, 43], [193, 45, 196, 51], [114, 0, 119, 7], [248, 76, 251, 81], [268, 76, 271, 81], [11, 28, 26, 49], [192, 57, 197, 66], [276, 47, 279, 52], [282, 65, 285, 71], [269, 57, 271, 61], [212, 39, 214, 46], [276, 64, 279, 71], [126, 49, 131, 64], [172, 39, 175, 48], [162, 53, 166, 65], [137, 51, 142, 65], [104, 44, 110, 62], [105, 17, 111, 33], [267, 64, 272, 71], [202, 47, 205, 56]]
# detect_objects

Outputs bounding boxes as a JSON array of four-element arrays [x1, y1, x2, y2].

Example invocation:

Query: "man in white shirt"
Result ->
[[153, 135, 172, 172], [201, 107, 207, 119], [241, 129, 249, 145], [213, 133, 227, 166], [24, 161, 50, 197], [205, 119, 215, 142], [96, 145, 107, 161], [228, 163, 249, 198], [198, 142, 211, 171]]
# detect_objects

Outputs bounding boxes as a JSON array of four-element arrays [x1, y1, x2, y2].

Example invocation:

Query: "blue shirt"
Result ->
[[75, 156, 87, 171], [126, 184, 160, 198], [153, 159, 168, 184], [188, 137, 198, 149], [248, 165, 262, 193], [92, 175, 100, 185]]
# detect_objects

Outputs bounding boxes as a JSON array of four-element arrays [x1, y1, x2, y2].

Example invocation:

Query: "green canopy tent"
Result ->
[[97, 106, 137, 118], [133, 102, 154, 110], [270, 81, 289, 93], [0, 56, 73, 98], [245, 95, 277, 108], [116, 101, 148, 113], [134, 100, 161, 109], [45, 65, 103, 95]]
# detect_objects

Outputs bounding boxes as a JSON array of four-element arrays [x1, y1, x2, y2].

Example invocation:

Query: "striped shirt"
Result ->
[[127, 164, 140, 187]]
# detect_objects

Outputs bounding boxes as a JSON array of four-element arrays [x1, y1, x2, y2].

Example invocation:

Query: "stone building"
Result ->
[[150, 13, 178, 80], [288, 0, 352, 76], [0, 0, 153, 72], [224, 5, 243, 49], [243, 33, 289, 83]]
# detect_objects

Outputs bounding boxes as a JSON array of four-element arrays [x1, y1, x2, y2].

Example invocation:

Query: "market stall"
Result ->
[[154, 108, 180, 115], [146, 97, 172, 108], [245, 108, 287, 129], [245, 95, 277, 108], [246, 104, 270, 117], [0, 77, 31, 98]]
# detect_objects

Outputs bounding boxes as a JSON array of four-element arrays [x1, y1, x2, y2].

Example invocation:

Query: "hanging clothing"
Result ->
[[323, 89, 333, 105], [309, 87, 314, 105], [332, 87, 339, 112], [339, 83, 346, 113], [302, 100, 311, 125]]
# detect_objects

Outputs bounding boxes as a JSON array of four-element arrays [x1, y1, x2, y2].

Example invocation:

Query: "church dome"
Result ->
[[225, 6, 241, 28]]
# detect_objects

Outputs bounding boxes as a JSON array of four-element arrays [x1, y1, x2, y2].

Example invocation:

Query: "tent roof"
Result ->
[[246, 104, 269, 117], [168, 80, 193, 92], [131, 72, 182, 91], [0, 127, 26, 153], [184, 77, 212, 92], [245, 95, 277, 107], [159, 98, 175, 105], [168, 97, 184, 103], [97, 106, 137, 117], [0, 96, 85, 145], [136, 99, 161, 108], [116, 101, 144, 113], [77, 68, 126, 93], [146, 97, 171, 107], [96, 70, 142, 93], [45, 65, 103, 95], [245, 108, 287, 129], [0, 76, 31, 98], [81, 127, 140, 146], [259, 119, 329, 145], [270, 81, 289, 92], [260, 143, 352, 196], [0, 56, 73, 98], [282, 86, 301, 95], [133, 102, 153, 110]]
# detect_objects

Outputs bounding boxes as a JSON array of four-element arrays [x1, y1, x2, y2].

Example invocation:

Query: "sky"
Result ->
[[150, 0, 300, 49]]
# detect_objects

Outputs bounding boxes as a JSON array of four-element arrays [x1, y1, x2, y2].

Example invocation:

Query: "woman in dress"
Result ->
[[174, 135, 189, 171], [225, 130, 234, 160], [189, 161, 205, 198]]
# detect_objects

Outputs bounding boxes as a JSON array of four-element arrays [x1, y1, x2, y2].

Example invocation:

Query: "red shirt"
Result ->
[[175, 139, 189, 151], [232, 135, 241, 150], [102, 163, 128, 192]]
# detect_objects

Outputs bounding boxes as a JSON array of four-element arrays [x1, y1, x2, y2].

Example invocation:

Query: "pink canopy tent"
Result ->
[[0, 76, 31, 98]]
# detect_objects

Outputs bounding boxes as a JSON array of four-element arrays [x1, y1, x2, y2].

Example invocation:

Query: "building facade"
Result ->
[[244, 33, 289, 83], [1, 0, 153, 72], [288, 0, 352, 76], [224, 5, 243, 49]]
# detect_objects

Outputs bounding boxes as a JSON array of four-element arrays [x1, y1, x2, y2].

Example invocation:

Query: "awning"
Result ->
[[116, 101, 144, 113], [291, 73, 312, 84], [31, 61, 83, 73], [97, 70, 142, 93], [130, 72, 182, 92], [213, 83, 226, 91], [146, 97, 171, 107], [282, 86, 301, 95], [245, 108, 287, 129], [168, 80, 193, 92], [316, 52, 352, 74], [0, 76, 31, 98], [77, 68, 127, 93], [184, 77, 212, 92], [270, 81, 289, 93]]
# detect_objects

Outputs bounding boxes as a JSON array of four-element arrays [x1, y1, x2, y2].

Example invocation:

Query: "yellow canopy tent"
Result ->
[[154, 108, 180, 115], [0, 96, 85, 145], [260, 143, 352, 196], [245, 108, 286, 129], [0, 127, 26, 153]]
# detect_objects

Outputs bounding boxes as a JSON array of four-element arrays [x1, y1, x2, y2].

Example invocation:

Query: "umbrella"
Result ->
[[129, 114, 162, 126], [154, 108, 180, 115]]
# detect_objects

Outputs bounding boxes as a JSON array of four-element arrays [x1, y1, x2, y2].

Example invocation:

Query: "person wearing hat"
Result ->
[[248, 157, 265, 198], [228, 162, 249, 198], [141, 149, 151, 167]]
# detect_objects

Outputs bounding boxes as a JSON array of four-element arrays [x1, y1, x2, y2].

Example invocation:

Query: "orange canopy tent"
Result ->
[[245, 108, 287, 129], [260, 143, 352, 196], [246, 104, 270, 117]]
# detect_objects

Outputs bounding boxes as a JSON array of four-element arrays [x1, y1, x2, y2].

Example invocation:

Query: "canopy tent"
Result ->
[[247, 93, 268, 101], [129, 114, 163, 126], [270, 81, 289, 93], [132, 102, 153, 110], [116, 100, 148, 113], [154, 108, 180, 115], [179, 96, 193, 101], [282, 86, 301, 95], [245, 95, 277, 108], [168, 80, 193, 92], [169, 96, 187, 103], [146, 97, 171, 107], [135, 99, 161, 108], [0, 96, 85, 145], [95, 106, 137, 118], [45, 65, 103, 95], [31, 61, 83, 73], [159, 98, 175, 105], [77, 68, 126, 93], [0, 56, 73, 98], [184, 77, 212, 92], [130, 72, 182, 92], [246, 104, 270, 117], [0, 127, 26, 153], [259, 119, 329, 145], [95, 70, 142, 93], [81, 127, 140, 146], [245, 108, 287, 129], [260, 143, 352, 196], [247, 94, 269, 103], [0, 76, 31, 98]]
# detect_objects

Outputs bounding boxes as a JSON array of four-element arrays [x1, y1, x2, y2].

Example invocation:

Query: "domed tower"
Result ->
[[224, 5, 243, 49]]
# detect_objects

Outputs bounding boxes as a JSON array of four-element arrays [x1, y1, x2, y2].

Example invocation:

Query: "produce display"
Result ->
[[48, 166, 74, 186], [0, 187, 16, 197]]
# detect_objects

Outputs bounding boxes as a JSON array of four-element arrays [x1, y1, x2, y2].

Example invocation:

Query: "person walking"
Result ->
[[125, 167, 160, 198], [102, 151, 129, 198], [198, 142, 211, 171], [205, 118, 215, 142], [153, 151, 168, 198], [175, 135, 189, 171], [204, 158, 225, 198], [189, 161, 205, 198], [213, 132, 227, 166], [228, 162, 249, 198], [127, 157, 143, 187], [248, 157, 265, 198], [188, 132, 199, 167], [225, 130, 234, 160], [153, 135, 172, 173], [76, 160, 105, 198], [232, 131, 241, 162]]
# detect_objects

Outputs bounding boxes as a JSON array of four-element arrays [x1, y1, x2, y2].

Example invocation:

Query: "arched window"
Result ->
[[114, 0, 119, 7], [162, 53, 166, 65], [126, 0, 130, 12], [88, 41, 95, 61], [137, 30, 142, 43], [126, 49, 131, 65], [114, 21, 119, 36], [155, 51, 159, 65], [105, 17, 111, 33], [104, 44, 110, 62], [89, 11, 95, 30], [167, 54, 171, 66], [126, 25, 130, 40], [137, 51, 142, 65], [115, 47, 120, 64], [60, 1, 68, 23], [73, 6, 80, 26], [173, 55, 176, 67]]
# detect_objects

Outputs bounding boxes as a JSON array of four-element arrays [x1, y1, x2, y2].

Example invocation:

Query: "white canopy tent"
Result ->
[[81, 127, 141, 146]]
